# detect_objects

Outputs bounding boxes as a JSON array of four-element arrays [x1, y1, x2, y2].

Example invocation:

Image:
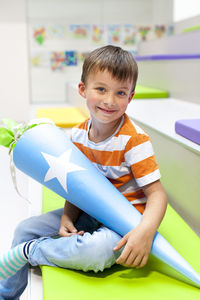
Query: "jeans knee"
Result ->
[[13, 217, 38, 246], [76, 227, 121, 272]]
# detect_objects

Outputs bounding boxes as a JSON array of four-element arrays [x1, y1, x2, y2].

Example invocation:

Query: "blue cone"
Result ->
[[13, 124, 200, 287]]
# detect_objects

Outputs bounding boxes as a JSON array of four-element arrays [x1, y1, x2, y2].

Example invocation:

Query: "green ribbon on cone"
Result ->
[[0, 118, 54, 153], [0, 119, 17, 148], [0, 127, 14, 147], [0, 117, 54, 203]]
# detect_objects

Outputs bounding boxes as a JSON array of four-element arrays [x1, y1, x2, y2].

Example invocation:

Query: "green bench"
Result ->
[[134, 85, 168, 99], [40, 187, 200, 299]]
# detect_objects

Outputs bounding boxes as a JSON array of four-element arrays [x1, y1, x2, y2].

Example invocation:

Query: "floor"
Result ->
[[0, 146, 43, 299], [0, 106, 45, 298]]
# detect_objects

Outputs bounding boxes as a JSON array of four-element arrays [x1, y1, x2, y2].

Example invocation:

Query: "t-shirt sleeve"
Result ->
[[125, 134, 161, 187]]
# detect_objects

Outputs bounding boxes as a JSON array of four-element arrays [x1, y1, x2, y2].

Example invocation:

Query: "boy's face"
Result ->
[[78, 70, 135, 125]]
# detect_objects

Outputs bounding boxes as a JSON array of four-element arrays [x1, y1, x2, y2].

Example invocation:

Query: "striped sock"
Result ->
[[0, 240, 35, 280]]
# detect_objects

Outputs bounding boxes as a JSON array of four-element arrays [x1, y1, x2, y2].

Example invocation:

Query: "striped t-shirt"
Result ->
[[72, 113, 161, 214]]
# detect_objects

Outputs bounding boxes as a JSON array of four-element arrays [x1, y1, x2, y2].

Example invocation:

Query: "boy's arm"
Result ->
[[114, 180, 167, 268], [59, 200, 84, 237]]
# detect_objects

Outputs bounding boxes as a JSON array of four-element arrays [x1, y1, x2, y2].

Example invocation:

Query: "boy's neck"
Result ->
[[88, 116, 124, 143]]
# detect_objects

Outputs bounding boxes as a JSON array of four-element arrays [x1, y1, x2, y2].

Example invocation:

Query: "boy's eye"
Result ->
[[118, 91, 126, 96], [96, 87, 105, 92]]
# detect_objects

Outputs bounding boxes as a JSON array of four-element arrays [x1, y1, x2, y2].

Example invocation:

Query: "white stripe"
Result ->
[[118, 178, 139, 194], [136, 169, 161, 187], [130, 198, 147, 205], [4, 254, 19, 272], [9, 251, 22, 268], [72, 128, 88, 145], [125, 141, 154, 165], [93, 162, 130, 179], [0, 265, 9, 278], [15, 246, 26, 264], [72, 128, 131, 152], [130, 120, 147, 135], [1, 255, 14, 275], [88, 134, 131, 151]]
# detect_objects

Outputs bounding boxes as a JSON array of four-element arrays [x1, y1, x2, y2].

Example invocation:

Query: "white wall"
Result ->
[[137, 59, 200, 104], [27, 0, 173, 103], [173, 0, 200, 23], [0, 0, 30, 122], [28, 0, 173, 25], [175, 15, 200, 34], [137, 17, 200, 104], [139, 30, 200, 55]]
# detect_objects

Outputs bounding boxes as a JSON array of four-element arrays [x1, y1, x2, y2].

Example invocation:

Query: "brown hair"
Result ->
[[81, 45, 138, 91]]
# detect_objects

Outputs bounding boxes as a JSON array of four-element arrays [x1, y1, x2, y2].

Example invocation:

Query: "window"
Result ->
[[173, 0, 200, 22]]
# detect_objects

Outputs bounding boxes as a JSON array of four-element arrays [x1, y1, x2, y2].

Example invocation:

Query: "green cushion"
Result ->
[[134, 85, 168, 99], [41, 187, 200, 299], [183, 25, 200, 33]]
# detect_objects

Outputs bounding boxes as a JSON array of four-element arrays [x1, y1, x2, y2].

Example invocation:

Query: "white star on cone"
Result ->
[[41, 149, 85, 193]]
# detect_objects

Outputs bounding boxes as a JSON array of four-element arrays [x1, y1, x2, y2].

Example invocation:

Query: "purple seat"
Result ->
[[175, 119, 200, 145]]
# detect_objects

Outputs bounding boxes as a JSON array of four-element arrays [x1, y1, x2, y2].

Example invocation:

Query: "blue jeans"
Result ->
[[0, 209, 122, 300]]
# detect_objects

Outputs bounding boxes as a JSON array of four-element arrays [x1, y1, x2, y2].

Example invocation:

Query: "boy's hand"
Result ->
[[59, 213, 84, 237], [113, 225, 154, 268]]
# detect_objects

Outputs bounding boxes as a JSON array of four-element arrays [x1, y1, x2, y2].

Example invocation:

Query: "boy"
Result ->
[[0, 45, 167, 299]]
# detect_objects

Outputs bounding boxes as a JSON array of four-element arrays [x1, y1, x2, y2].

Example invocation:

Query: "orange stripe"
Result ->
[[110, 180, 146, 214], [74, 142, 125, 166], [108, 173, 133, 188], [74, 119, 89, 130], [125, 134, 150, 152], [131, 155, 159, 179], [123, 189, 145, 201], [114, 114, 135, 136], [133, 203, 146, 214]]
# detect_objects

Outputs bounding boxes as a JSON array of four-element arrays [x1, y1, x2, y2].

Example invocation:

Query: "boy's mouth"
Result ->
[[97, 106, 117, 114]]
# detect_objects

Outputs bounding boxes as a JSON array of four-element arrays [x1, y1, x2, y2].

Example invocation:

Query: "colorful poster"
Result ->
[[107, 25, 121, 44], [92, 25, 105, 44], [70, 25, 90, 39], [65, 51, 78, 66], [33, 26, 46, 45], [137, 26, 151, 41], [123, 24, 137, 45], [50, 51, 66, 71], [154, 25, 166, 38], [48, 24, 66, 39], [31, 52, 50, 68], [167, 24, 174, 36]]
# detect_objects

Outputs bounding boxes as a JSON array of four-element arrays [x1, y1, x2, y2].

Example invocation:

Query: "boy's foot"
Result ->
[[0, 240, 35, 280]]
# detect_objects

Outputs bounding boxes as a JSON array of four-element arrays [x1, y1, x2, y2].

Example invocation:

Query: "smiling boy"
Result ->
[[66, 45, 168, 268]]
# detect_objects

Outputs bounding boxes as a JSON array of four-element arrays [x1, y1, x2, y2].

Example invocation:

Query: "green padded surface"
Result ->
[[41, 187, 200, 299], [183, 25, 200, 33], [134, 85, 168, 99]]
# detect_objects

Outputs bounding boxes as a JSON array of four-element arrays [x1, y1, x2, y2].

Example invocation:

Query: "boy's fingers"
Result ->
[[113, 237, 127, 251], [59, 225, 77, 237], [59, 228, 71, 237], [67, 223, 78, 233], [59, 226, 85, 237], [116, 246, 131, 264], [77, 230, 84, 236], [136, 254, 149, 269]]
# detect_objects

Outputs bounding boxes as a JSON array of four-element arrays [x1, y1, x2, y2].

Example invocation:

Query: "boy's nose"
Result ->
[[103, 94, 115, 106]]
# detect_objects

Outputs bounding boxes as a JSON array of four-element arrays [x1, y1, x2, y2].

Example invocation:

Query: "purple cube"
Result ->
[[175, 119, 200, 145]]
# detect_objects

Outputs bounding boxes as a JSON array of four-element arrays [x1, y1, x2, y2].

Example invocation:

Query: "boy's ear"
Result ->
[[78, 82, 86, 98], [128, 91, 135, 103]]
